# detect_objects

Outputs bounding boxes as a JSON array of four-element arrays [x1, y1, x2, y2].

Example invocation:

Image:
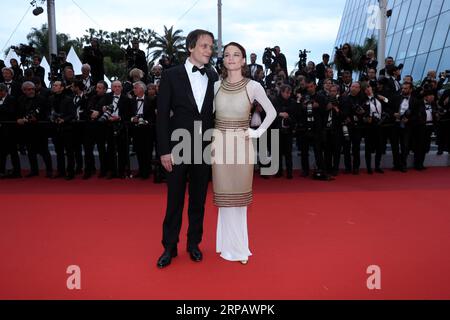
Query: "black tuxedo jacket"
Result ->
[[100, 93, 132, 122], [156, 64, 219, 156], [130, 96, 156, 125], [2, 81, 22, 99]]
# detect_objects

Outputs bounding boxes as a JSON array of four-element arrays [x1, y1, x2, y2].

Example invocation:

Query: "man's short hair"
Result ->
[[186, 29, 214, 54], [2, 67, 14, 76], [97, 80, 108, 90], [280, 84, 292, 93], [22, 81, 36, 90], [403, 82, 413, 89], [323, 53, 330, 59], [133, 81, 146, 92], [73, 79, 86, 91]]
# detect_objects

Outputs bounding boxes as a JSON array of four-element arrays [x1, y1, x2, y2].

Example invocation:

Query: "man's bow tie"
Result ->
[[192, 65, 206, 75]]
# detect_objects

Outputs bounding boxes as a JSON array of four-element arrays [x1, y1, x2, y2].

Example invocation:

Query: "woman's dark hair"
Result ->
[[221, 42, 249, 79], [186, 29, 215, 55]]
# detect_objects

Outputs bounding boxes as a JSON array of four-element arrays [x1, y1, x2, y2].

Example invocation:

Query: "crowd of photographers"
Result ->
[[1, 39, 449, 182]]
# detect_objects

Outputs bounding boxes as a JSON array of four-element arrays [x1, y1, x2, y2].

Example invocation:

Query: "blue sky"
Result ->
[[1, 0, 346, 74]]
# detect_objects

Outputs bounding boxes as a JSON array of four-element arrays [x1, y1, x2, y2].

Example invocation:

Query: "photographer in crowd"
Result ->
[[129, 81, 156, 179], [334, 43, 353, 78], [84, 80, 109, 178], [127, 39, 148, 80], [101, 80, 131, 179], [82, 38, 104, 85], [49, 80, 76, 180], [0, 84, 21, 178], [295, 78, 327, 178], [273, 84, 296, 179], [16, 81, 53, 178], [2, 67, 22, 98]]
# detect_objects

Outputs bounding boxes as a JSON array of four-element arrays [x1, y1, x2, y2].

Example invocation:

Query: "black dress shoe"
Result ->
[[400, 168, 408, 173], [25, 172, 39, 178], [375, 168, 384, 174], [82, 173, 92, 180], [157, 248, 178, 269], [187, 246, 203, 262], [367, 168, 373, 175]]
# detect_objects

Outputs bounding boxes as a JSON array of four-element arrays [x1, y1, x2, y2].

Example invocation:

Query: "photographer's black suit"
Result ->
[[0, 95, 21, 176], [129, 96, 156, 178], [101, 93, 132, 178], [391, 94, 422, 170], [156, 63, 218, 253]]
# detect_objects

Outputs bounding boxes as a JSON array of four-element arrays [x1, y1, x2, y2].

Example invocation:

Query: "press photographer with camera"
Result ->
[[316, 54, 330, 88], [48, 80, 77, 180], [295, 79, 327, 178], [16, 81, 53, 178], [334, 43, 353, 78], [85, 80, 109, 178], [391, 82, 420, 172], [71, 80, 89, 177], [82, 38, 105, 85], [273, 84, 296, 179], [100, 80, 132, 179], [363, 83, 388, 174], [341, 81, 366, 175], [322, 85, 343, 177], [76, 64, 95, 98], [129, 81, 156, 179], [0, 84, 21, 179], [9, 59, 24, 83], [411, 90, 438, 171], [126, 39, 148, 80]]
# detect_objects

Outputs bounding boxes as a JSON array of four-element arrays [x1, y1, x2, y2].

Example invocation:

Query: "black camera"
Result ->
[[98, 104, 114, 123], [298, 49, 310, 70], [342, 124, 350, 140], [10, 44, 35, 67], [135, 115, 149, 127], [24, 107, 40, 122], [49, 111, 62, 123], [262, 47, 274, 68]]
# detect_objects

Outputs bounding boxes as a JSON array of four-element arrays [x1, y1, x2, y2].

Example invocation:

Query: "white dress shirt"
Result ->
[[185, 58, 208, 113], [369, 96, 382, 119]]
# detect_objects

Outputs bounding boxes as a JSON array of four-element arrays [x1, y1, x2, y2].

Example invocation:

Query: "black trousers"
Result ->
[[162, 163, 210, 250], [365, 125, 384, 170], [323, 129, 341, 174], [52, 125, 75, 176], [24, 124, 53, 174], [0, 126, 21, 175], [84, 122, 107, 175], [297, 129, 324, 173], [391, 126, 412, 169], [278, 130, 293, 175], [73, 122, 84, 172], [349, 127, 364, 171], [436, 120, 450, 152], [412, 124, 433, 168], [105, 123, 129, 176], [130, 124, 153, 177]]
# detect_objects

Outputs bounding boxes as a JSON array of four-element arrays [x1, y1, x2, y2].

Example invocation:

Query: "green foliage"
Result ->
[[22, 24, 190, 79]]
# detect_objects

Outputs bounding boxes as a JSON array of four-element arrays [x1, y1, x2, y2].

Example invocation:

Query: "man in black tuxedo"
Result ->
[[0, 84, 21, 178], [2, 67, 22, 98], [248, 53, 263, 80], [129, 81, 156, 179], [391, 82, 419, 172], [156, 29, 218, 269], [101, 81, 132, 179]]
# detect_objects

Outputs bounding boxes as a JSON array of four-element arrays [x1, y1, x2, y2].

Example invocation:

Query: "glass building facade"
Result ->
[[334, 0, 450, 81]]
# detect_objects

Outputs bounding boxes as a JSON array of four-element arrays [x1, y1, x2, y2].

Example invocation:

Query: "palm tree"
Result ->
[[147, 25, 186, 65]]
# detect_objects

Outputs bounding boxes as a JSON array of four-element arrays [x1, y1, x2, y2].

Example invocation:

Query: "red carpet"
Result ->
[[1, 168, 450, 300]]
